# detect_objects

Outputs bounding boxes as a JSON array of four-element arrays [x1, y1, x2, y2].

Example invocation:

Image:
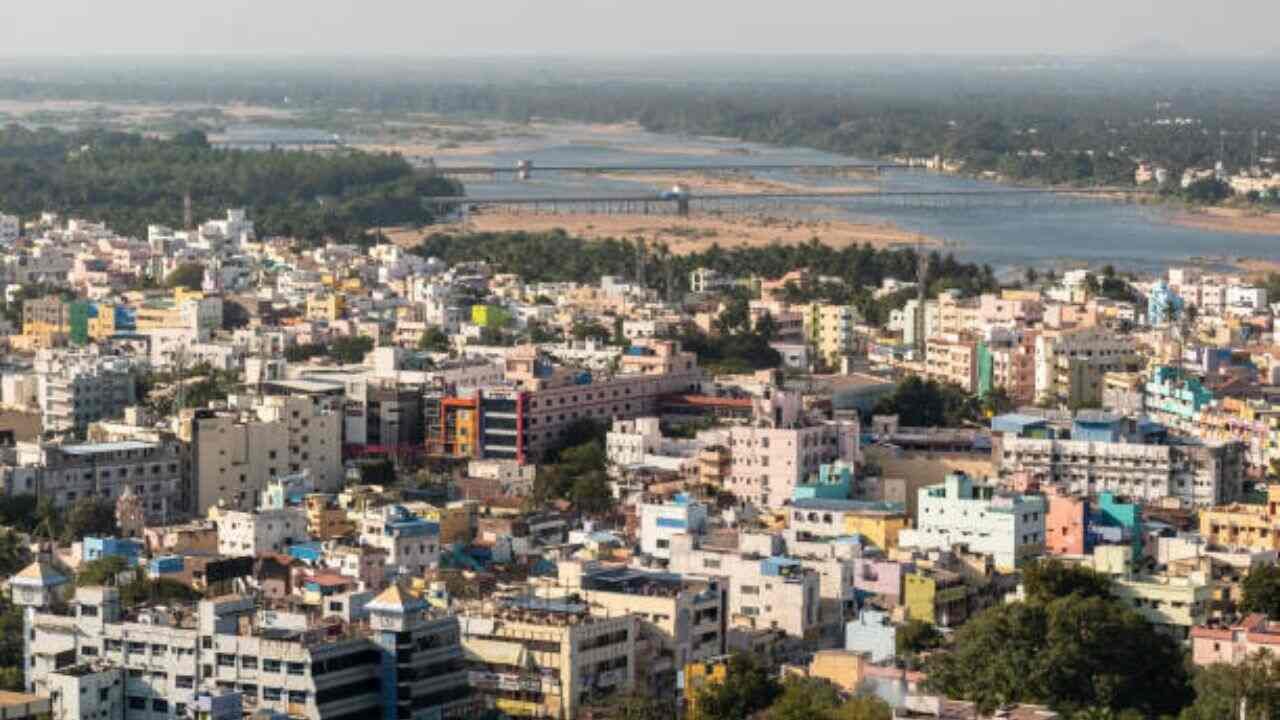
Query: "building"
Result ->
[[787, 498, 910, 552], [23, 584, 467, 720], [1086, 545, 1212, 638], [557, 561, 724, 698], [1034, 328, 1141, 407], [925, 333, 978, 393], [366, 585, 474, 719], [1199, 484, 1280, 551], [1191, 613, 1280, 667], [898, 472, 1046, 570], [667, 533, 822, 641], [354, 505, 440, 579], [7, 438, 187, 523], [35, 350, 138, 436], [803, 303, 859, 368], [179, 394, 343, 515], [638, 496, 708, 561], [216, 507, 309, 556], [460, 595, 639, 719], [428, 340, 702, 464], [844, 609, 896, 664], [994, 433, 1244, 508], [724, 419, 859, 509]]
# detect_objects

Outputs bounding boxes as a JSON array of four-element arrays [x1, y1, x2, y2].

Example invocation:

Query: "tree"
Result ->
[[873, 375, 979, 428], [1180, 653, 1280, 720], [1021, 559, 1112, 604], [589, 689, 673, 720], [165, 263, 205, 291], [1241, 564, 1280, 619], [896, 618, 942, 657], [754, 312, 780, 343], [766, 677, 842, 720], [694, 654, 781, 720], [77, 556, 131, 587], [329, 335, 375, 364], [0, 530, 31, 579], [418, 326, 451, 353], [924, 595, 1191, 717], [0, 599, 26, 691], [827, 696, 892, 720], [62, 498, 119, 543], [0, 494, 39, 532], [354, 457, 398, 486]]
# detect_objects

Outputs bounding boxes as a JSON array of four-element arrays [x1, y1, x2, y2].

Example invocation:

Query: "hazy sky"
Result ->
[[2, 0, 1276, 57]]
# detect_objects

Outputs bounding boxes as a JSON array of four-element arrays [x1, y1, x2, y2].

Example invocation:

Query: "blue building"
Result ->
[[83, 537, 142, 565], [1147, 280, 1184, 327]]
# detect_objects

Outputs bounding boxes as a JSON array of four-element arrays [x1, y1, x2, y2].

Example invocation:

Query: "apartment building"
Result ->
[[786, 498, 910, 552], [1085, 545, 1212, 638], [428, 340, 701, 464], [1034, 327, 1141, 406], [215, 507, 309, 556], [179, 394, 342, 514], [557, 561, 723, 698], [353, 504, 440, 579], [1191, 613, 1280, 667], [26, 587, 404, 720], [724, 420, 859, 509], [8, 438, 187, 523], [638, 497, 708, 561], [802, 303, 859, 368], [925, 333, 978, 393], [898, 472, 1046, 570], [366, 586, 474, 719], [993, 434, 1245, 508], [459, 596, 639, 719], [35, 350, 138, 436], [1199, 483, 1280, 551], [667, 533, 822, 641]]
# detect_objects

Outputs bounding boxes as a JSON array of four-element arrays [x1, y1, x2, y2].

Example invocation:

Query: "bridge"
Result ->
[[427, 159, 910, 179], [425, 187, 1151, 217]]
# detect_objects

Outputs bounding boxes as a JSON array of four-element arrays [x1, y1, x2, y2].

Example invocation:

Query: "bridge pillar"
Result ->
[[516, 160, 533, 181]]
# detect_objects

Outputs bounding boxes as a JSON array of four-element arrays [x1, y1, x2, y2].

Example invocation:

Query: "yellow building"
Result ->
[[903, 569, 971, 627], [1199, 485, 1280, 551], [806, 650, 867, 695], [304, 494, 354, 540], [803, 303, 859, 367], [306, 293, 346, 322], [683, 656, 730, 718], [405, 501, 474, 545], [843, 513, 911, 552]]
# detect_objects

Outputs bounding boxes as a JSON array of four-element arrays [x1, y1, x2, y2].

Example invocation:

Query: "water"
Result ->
[[435, 124, 1280, 276]]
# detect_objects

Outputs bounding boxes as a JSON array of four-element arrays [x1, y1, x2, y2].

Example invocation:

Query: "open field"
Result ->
[[384, 210, 938, 254]]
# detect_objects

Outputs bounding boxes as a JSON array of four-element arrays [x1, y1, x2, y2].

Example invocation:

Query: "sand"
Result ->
[[1168, 206, 1280, 237], [598, 171, 877, 196], [383, 210, 937, 254]]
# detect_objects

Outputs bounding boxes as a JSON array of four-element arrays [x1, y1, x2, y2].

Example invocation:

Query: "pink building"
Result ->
[[852, 557, 907, 605], [725, 421, 859, 508], [1191, 614, 1280, 666], [1045, 490, 1089, 557], [980, 294, 1043, 325]]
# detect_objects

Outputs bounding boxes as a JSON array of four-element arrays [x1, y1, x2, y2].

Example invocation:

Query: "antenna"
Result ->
[[183, 192, 193, 232]]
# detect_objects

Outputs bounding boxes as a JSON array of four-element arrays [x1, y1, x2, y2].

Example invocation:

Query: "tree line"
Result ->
[[0, 125, 461, 245]]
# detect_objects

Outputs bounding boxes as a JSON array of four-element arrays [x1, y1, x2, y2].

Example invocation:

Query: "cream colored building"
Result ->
[[179, 394, 342, 514], [1086, 545, 1213, 637], [460, 596, 639, 719]]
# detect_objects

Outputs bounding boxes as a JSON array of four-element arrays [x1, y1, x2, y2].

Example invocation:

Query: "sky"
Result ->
[[1, 0, 1277, 57]]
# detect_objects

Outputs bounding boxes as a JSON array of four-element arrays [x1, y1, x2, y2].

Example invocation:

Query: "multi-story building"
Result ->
[[638, 497, 708, 561], [1199, 483, 1280, 551], [353, 505, 440, 579], [924, 333, 978, 393], [35, 349, 138, 436], [993, 434, 1245, 508], [1191, 613, 1280, 667], [6, 438, 186, 522], [459, 595, 639, 719], [367, 586, 474, 720], [215, 507, 309, 556], [1035, 327, 1141, 407], [898, 472, 1046, 570], [1085, 545, 1212, 638], [786, 498, 910, 552], [428, 339, 702, 464], [179, 394, 342, 514], [802, 303, 859, 368], [26, 586, 418, 720], [667, 532, 822, 641], [723, 419, 859, 509], [557, 561, 723, 699]]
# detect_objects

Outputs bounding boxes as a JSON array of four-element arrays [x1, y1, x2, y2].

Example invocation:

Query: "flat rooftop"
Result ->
[[60, 440, 157, 455]]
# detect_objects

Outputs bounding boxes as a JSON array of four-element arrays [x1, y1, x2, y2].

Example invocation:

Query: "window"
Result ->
[[263, 687, 283, 701], [740, 585, 760, 595], [128, 697, 147, 710], [286, 662, 306, 676], [241, 656, 258, 670], [152, 699, 168, 712], [263, 659, 282, 673]]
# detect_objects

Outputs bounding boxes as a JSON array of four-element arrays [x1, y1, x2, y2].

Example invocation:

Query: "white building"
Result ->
[[638, 497, 708, 560], [898, 472, 1046, 570], [0, 212, 19, 244], [215, 507, 309, 556], [34, 350, 138, 436]]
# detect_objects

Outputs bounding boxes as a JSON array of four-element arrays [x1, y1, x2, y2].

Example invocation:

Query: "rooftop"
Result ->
[[60, 440, 157, 455]]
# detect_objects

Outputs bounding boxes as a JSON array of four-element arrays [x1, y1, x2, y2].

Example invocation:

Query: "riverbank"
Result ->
[[597, 170, 876, 196], [1167, 206, 1280, 237], [385, 210, 938, 255]]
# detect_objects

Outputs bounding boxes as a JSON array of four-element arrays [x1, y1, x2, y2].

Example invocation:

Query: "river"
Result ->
[[426, 122, 1279, 276]]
